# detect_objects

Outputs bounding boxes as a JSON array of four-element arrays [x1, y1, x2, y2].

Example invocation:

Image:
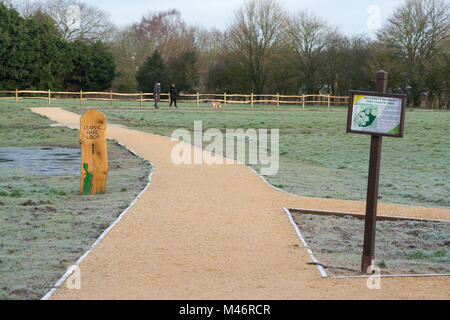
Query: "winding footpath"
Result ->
[[32, 107, 449, 300]]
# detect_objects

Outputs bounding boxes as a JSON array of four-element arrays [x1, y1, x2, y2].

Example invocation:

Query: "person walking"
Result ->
[[153, 82, 161, 109], [169, 83, 178, 109]]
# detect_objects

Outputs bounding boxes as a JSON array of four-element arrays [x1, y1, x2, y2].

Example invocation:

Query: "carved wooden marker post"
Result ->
[[347, 71, 406, 273], [79, 109, 108, 195]]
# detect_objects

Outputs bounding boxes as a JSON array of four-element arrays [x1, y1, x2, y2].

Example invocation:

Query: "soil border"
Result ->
[[289, 208, 450, 223], [285, 208, 450, 279], [283, 208, 328, 278]]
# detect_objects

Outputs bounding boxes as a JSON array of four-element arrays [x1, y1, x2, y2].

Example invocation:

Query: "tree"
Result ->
[[166, 50, 198, 92], [424, 38, 450, 108], [111, 9, 199, 92], [284, 11, 336, 94], [0, 3, 68, 90], [206, 48, 240, 93], [228, 0, 284, 93], [0, 3, 115, 91], [11, 0, 114, 42], [0, 0, 14, 8], [194, 27, 227, 91], [377, 0, 449, 107], [63, 40, 116, 91], [322, 34, 375, 96], [136, 50, 167, 92]]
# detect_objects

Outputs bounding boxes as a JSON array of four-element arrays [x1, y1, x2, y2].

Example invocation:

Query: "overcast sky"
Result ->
[[85, 0, 406, 37]]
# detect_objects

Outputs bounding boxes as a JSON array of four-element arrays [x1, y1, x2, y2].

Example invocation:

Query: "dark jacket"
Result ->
[[170, 86, 177, 99], [153, 83, 161, 95]]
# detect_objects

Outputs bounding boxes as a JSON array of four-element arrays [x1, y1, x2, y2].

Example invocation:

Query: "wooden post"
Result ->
[[251, 93, 254, 108], [140, 92, 143, 108], [224, 92, 227, 108], [15, 89, 18, 104], [361, 70, 388, 273], [302, 94, 305, 110], [328, 94, 330, 109], [79, 110, 108, 195], [110, 91, 113, 106], [197, 92, 200, 108], [277, 93, 280, 108], [80, 90, 83, 106], [48, 89, 51, 104]]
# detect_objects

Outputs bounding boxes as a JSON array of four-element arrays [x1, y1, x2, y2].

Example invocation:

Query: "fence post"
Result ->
[[110, 91, 113, 106], [277, 93, 280, 108], [197, 92, 199, 108], [48, 89, 51, 104], [140, 92, 143, 108], [224, 92, 227, 108], [251, 93, 254, 108], [328, 94, 330, 109], [80, 90, 83, 106], [302, 94, 305, 110], [15, 89, 18, 104]]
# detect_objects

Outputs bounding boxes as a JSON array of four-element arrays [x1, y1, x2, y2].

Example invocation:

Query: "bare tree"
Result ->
[[47, 0, 114, 42], [111, 9, 199, 92], [126, 9, 196, 66], [284, 10, 336, 94], [424, 37, 450, 108], [194, 27, 226, 59], [228, 0, 285, 93], [11, 0, 114, 42], [377, 0, 449, 106], [192, 27, 227, 91], [109, 27, 141, 92]]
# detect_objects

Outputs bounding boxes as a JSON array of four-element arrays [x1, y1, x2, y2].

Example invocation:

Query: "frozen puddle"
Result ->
[[0, 147, 80, 175]]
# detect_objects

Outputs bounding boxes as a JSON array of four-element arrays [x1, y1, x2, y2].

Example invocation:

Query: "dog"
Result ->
[[211, 101, 222, 110]]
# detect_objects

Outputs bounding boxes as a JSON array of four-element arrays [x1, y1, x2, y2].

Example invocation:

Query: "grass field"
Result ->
[[56, 101, 450, 209], [0, 103, 152, 299]]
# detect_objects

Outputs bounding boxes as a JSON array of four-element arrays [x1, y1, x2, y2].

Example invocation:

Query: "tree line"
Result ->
[[1, 0, 449, 108], [0, 1, 115, 91]]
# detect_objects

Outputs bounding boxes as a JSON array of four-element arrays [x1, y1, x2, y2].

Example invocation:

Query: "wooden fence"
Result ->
[[0, 89, 349, 109]]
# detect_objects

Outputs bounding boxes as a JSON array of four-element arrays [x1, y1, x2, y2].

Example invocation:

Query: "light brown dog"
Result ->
[[211, 102, 222, 109]]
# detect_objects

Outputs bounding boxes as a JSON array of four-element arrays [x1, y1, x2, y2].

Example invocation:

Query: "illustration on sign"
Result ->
[[82, 163, 93, 195], [351, 94, 403, 135]]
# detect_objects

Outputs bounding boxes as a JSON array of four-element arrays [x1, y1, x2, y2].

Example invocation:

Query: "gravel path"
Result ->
[[31, 107, 449, 300]]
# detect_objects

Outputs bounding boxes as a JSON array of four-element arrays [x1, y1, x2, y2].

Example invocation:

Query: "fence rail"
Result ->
[[0, 89, 350, 109]]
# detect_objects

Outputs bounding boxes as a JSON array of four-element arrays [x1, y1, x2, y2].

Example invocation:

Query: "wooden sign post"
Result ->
[[79, 109, 108, 195], [347, 71, 407, 273]]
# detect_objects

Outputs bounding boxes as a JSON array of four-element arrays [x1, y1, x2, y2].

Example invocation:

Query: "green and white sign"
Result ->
[[347, 91, 406, 137]]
